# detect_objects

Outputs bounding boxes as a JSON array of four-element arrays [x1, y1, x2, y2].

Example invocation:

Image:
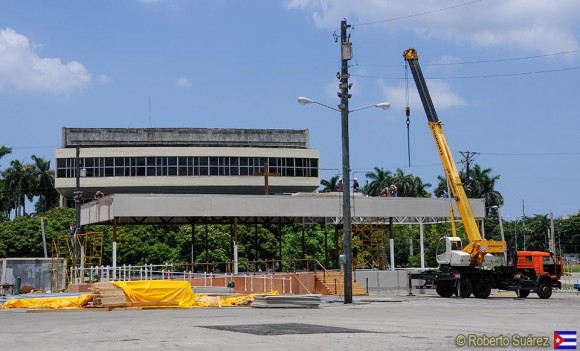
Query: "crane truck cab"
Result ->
[[513, 251, 563, 298]]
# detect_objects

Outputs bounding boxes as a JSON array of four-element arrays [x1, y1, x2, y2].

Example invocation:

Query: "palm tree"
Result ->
[[468, 164, 503, 210], [0, 145, 12, 164], [410, 175, 432, 198], [2, 160, 35, 217], [434, 163, 503, 210], [390, 168, 431, 197], [0, 179, 14, 219], [0, 146, 13, 219], [434, 175, 449, 198], [31, 155, 59, 213], [364, 167, 392, 196], [319, 175, 340, 193]]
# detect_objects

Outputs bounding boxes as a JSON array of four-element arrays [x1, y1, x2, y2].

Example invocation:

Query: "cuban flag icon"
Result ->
[[554, 331, 577, 350]]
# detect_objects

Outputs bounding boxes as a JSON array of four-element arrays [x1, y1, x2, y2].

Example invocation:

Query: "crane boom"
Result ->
[[403, 48, 505, 266]]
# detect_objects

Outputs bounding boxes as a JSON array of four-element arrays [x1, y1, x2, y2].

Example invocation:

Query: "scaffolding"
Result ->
[[51, 231, 104, 289], [351, 222, 387, 269]]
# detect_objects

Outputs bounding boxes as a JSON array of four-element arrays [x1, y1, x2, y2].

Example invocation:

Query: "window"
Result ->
[[55, 155, 319, 179], [168, 157, 177, 176]]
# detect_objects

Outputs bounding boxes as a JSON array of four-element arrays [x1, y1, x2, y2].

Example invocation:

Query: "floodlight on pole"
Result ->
[[297, 94, 391, 304], [298, 97, 391, 114], [491, 205, 507, 264]]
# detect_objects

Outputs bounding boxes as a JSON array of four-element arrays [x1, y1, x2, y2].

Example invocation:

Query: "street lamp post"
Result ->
[[298, 97, 390, 303], [491, 206, 507, 264], [513, 217, 524, 252], [74, 146, 86, 272]]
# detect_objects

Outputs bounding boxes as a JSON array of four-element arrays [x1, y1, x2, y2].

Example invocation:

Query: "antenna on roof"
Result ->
[[148, 97, 152, 128]]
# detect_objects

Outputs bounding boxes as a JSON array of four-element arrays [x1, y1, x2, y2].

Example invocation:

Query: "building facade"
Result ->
[[55, 128, 320, 206]]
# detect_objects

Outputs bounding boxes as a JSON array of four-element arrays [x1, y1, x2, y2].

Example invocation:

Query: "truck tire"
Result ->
[[436, 285, 454, 298], [473, 279, 491, 299], [537, 283, 552, 299], [517, 289, 530, 298], [454, 280, 473, 298]]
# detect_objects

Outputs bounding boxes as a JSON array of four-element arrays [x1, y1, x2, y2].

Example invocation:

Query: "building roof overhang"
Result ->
[[81, 193, 486, 226]]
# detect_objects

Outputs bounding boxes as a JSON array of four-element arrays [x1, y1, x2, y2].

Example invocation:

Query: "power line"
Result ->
[[353, 0, 483, 27], [480, 151, 580, 156], [356, 50, 580, 68], [352, 65, 580, 80], [428, 50, 580, 66]]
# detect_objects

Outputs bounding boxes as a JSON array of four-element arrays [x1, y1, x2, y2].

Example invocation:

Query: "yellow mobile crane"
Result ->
[[403, 48, 506, 269], [405, 48, 564, 299], [404, 48, 563, 299]]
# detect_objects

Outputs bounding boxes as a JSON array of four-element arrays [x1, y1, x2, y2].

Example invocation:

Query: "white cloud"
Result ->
[[97, 75, 112, 84], [0, 28, 92, 94], [284, 0, 580, 54], [176, 77, 191, 88], [381, 80, 466, 113]]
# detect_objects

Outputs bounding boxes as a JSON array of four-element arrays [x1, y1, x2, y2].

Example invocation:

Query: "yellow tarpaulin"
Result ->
[[1, 294, 92, 309], [1, 280, 279, 309], [113, 280, 278, 308], [112, 280, 198, 308]]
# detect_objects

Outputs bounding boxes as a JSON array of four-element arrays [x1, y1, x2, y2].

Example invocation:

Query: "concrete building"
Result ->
[[55, 128, 320, 205]]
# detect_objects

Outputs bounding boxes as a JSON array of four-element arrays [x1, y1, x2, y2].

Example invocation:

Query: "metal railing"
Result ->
[[69, 263, 295, 294]]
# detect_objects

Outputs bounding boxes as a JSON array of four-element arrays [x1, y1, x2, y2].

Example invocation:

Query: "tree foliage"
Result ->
[[0, 148, 59, 219], [0, 207, 578, 268]]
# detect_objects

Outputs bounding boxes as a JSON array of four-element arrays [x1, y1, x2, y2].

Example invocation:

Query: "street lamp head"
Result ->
[[297, 97, 315, 105], [375, 102, 391, 110]]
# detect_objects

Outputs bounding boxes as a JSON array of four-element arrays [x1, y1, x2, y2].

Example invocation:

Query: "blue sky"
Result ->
[[0, 0, 579, 219]]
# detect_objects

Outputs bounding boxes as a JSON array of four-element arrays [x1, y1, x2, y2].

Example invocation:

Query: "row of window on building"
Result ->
[[56, 156, 319, 178]]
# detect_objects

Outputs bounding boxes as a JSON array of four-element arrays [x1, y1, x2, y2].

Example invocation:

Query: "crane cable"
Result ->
[[405, 63, 411, 167]]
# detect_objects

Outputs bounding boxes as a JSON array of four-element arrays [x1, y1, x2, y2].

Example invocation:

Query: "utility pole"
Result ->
[[73, 146, 84, 269], [339, 18, 353, 304], [549, 212, 556, 253], [459, 151, 478, 194], [522, 200, 526, 250]]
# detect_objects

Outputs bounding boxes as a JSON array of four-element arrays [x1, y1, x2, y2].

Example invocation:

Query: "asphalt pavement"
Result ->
[[1, 290, 578, 351]]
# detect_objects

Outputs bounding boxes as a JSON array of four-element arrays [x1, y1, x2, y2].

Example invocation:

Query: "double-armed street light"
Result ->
[[491, 205, 507, 264], [297, 96, 390, 303]]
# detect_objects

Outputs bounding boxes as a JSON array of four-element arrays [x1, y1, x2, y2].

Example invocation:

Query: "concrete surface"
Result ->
[[1, 290, 578, 351]]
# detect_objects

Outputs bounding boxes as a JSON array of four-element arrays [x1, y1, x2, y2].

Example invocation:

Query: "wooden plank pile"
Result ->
[[87, 282, 178, 310], [88, 282, 129, 308]]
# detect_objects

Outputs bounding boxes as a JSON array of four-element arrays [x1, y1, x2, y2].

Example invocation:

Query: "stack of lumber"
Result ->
[[87, 282, 129, 308], [87, 282, 178, 310], [251, 294, 321, 309]]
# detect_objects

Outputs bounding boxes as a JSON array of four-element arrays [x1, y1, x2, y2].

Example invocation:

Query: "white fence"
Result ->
[[70, 264, 294, 294]]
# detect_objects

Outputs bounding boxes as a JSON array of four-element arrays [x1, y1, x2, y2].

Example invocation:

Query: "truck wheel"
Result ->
[[473, 279, 491, 299], [517, 289, 530, 298], [537, 283, 552, 299], [454, 280, 473, 298], [436, 285, 454, 298]]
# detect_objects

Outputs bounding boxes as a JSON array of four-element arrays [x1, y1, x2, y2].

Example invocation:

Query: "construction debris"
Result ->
[[251, 294, 321, 308]]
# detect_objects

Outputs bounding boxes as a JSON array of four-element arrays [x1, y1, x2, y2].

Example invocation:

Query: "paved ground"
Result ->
[[1, 290, 578, 351]]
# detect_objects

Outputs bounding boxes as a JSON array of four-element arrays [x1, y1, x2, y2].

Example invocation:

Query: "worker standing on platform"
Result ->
[[352, 178, 360, 193]]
